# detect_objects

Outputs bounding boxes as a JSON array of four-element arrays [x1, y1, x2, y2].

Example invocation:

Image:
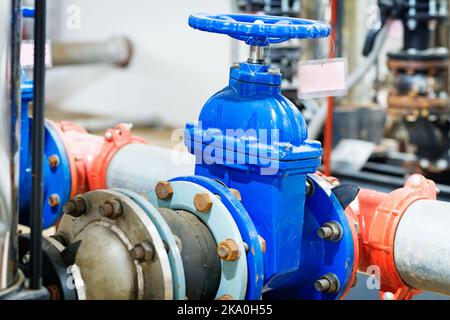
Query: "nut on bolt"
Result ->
[[194, 192, 213, 213], [317, 221, 343, 242], [99, 199, 123, 219], [217, 239, 240, 261], [48, 194, 60, 208], [315, 273, 340, 293], [155, 181, 174, 200], [130, 241, 155, 262], [63, 196, 88, 217], [229, 188, 242, 202], [48, 154, 60, 169], [216, 294, 234, 300]]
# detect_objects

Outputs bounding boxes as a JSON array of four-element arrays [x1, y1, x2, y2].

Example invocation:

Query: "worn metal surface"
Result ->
[[0, 0, 21, 291], [56, 190, 172, 299], [115, 188, 186, 300], [106, 144, 195, 193], [395, 199, 450, 296]]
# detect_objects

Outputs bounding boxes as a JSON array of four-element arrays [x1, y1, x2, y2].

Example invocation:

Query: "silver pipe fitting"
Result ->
[[395, 200, 450, 296]]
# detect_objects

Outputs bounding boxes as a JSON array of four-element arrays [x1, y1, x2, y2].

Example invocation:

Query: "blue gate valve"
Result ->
[[185, 13, 355, 299]]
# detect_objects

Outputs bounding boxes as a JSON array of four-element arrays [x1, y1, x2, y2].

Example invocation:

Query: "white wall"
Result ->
[[46, 0, 232, 127]]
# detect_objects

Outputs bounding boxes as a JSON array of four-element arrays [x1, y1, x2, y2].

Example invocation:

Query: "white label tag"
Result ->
[[20, 40, 53, 69], [298, 58, 347, 99]]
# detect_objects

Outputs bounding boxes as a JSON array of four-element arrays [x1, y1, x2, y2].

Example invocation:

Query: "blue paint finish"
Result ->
[[22, 7, 35, 18], [189, 13, 331, 46], [19, 75, 71, 228], [265, 175, 355, 300], [184, 13, 354, 299], [170, 175, 264, 300]]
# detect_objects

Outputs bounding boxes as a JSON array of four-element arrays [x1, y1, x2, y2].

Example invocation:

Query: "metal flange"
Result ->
[[114, 188, 186, 300], [170, 176, 264, 300], [56, 190, 173, 300], [147, 180, 248, 300]]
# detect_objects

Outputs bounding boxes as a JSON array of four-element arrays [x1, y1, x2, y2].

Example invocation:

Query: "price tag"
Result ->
[[20, 40, 53, 69], [298, 58, 347, 99]]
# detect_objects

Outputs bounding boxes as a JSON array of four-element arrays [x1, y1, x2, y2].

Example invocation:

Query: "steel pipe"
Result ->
[[106, 144, 195, 193], [395, 200, 450, 296], [52, 36, 133, 68], [0, 0, 21, 291]]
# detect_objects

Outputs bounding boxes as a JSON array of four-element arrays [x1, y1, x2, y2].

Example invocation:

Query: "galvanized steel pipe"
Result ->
[[394, 200, 450, 296], [106, 144, 195, 193]]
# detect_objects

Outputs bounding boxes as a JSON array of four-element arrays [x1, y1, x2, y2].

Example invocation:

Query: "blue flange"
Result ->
[[170, 176, 264, 300], [146, 180, 248, 300], [115, 188, 187, 300], [266, 174, 355, 300]]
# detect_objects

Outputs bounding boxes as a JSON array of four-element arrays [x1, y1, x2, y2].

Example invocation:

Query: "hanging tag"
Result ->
[[298, 58, 347, 99], [20, 40, 53, 69]]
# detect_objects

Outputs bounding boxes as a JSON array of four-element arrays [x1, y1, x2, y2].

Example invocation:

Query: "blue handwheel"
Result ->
[[188, 13, 331, 46]]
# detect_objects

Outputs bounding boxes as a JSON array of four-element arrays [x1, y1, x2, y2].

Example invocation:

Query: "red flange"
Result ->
[[49, 121, 146, 197], [89, 123, 146, 190], [363, 174, 437, 300]]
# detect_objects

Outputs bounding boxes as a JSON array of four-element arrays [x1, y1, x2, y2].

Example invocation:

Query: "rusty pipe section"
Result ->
[[52, 36, 133, 68], [0, 0, 21, 291]]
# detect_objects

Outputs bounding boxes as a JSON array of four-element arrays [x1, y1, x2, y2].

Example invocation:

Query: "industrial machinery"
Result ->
[[352, 0, 450, 183], [2, 2, 450, 301]]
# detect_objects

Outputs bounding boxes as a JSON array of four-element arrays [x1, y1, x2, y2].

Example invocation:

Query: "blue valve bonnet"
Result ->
[[186, 13, 327, 171]]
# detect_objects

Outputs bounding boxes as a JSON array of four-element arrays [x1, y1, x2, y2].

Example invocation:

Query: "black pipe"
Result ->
[[30, 0, 46, 290]]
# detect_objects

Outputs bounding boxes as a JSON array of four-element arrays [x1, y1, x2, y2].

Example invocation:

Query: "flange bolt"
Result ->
[[48, 154, 60, 169], [99, 199, 123, 219], [229, 188, 242, 202], [317, 221, 343, 242], [63, 196, 88, 217], [315, 273, 340, 293], [217, 239, 240, 261], [156, 181, 174, 200], [194, 192, 213, 213], [48, 194, 60, 208], [130, 241, 155, 262]]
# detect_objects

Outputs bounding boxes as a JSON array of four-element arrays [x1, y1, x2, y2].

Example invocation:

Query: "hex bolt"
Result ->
[[155, 181, 174, 200], [258, 235, 266, 253], [306, 178, 314, 197], [104, 131, 113, 141], [62, 196, 88, 217], [229, 188, 242, 202], [217, 239, 240, 261], [48, 194, 60, 208], [99, 199, 123, 219], [130, 241, 155, 263], [317, 221, 343, 242], [194, 192, 213, 213], [268, 66, 281, 75], [383, 292, 395, 301], [48, 154, 60, 169], [315, 273, 340, 293]]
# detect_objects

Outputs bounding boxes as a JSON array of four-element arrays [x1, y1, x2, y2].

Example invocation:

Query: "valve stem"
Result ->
[[248, 46, 266, 64]]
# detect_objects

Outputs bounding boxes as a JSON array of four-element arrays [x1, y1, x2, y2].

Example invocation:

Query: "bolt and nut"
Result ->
[[156, 181, 174, 200], [217, 239, 240, 261], [63, 196, 88, 217], [314, 273, 340, 293], [99, 199, 123, 219], [229, 188, 242, 202], [48, 154, 60, 169], [130, 241, 155, 263], [194, 192, 213, 213], [48, 194, 60, 208], [317, 221, 343, 242]]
